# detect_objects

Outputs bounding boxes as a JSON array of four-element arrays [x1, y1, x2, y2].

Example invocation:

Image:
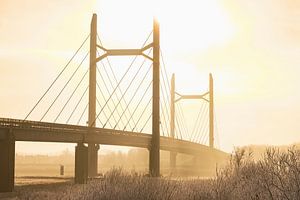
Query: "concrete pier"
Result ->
[[75, 143, 88, 184], [0, 130, 15, 192]]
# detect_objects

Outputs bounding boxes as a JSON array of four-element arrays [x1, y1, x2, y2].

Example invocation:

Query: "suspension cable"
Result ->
[[54, 69, 89, 122], [91, 35, 152, 127], [95, 97, 108, 127], [96, 81, 119, 128], [190, 101, 205, 140], [92, 56, 136, 127], [77, 103, 88, 125], [103, 49, 152, 128], [132, 97, 152, 132], [66, 85, 89, 124], [160, 104, 169, 137], [97, 61, 128, 129], [161, 49, 191, 139], [214, 106, 221, 149], [175, 116, 183, 140], [97, 31, 152, 129], [40, 51, 89, 121], [160, 49, 171, 91], [160, 69, 171, 137], [201, 118, 210, 145], [160, 84, 171, 137], [196, 105, 209, 143], [24, 35, 89, 120], [96, 65, 123, 129], [140, 113, 153, 133], [114, 65, 152, 129], [193, 104, 207, 142], [177, 102, 189, 139], [175, 103, 187, 139], [96, 50, 128, 129], [160, 121, 165, 137], [123, 80, 152, 131]]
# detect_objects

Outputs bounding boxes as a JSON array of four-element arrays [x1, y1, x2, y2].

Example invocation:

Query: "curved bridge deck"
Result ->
[[0, 118, 227, 158]]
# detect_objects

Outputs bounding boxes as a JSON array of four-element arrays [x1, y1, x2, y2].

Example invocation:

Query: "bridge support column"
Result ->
[[170, 74, 177, 173], [170, 152, 177, 173], [88, 144, 99, 177], [149, 18, 160, 177], [209, 73, 214, 148], [75, 143, 88, 184], [88, 13, 99, 178], [0, 130, 15, 192]]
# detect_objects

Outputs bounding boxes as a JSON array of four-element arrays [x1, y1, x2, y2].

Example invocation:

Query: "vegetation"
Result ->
[[11, 147, 300, 200]]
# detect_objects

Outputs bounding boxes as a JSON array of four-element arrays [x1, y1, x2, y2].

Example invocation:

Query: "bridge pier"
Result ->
[[88, 144, 99, 177], [170, 152, 177, 173], [0, 130, 15, 192], [75, 143, 88, 184]]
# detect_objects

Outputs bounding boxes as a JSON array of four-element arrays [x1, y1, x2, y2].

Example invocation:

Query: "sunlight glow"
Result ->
[[95, 0, 236, 110], [95, 0, 235, 51]]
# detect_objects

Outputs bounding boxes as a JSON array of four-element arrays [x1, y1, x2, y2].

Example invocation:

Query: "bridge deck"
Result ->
[[0, 118, 227, 158]]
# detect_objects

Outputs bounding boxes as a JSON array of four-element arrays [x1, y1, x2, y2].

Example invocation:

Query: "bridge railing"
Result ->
[[0, 118, 151, 138]]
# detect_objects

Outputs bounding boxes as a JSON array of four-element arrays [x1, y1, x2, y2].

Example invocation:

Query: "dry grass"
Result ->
[[10, 147, 300, 200]]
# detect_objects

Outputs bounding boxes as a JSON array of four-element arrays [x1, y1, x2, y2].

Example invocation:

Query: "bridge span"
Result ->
[[0, 118, 226, 156], [0, 13, 229, 193], [0, 117, 227, 192]]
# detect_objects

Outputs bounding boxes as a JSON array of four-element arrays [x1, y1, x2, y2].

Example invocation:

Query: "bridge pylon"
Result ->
[[88, 14, 161, 177], [170, 74, 177, 172], [88, 13, 99, 178], [149, 18, 160, 177], [209, 73, 214, 148], [169, 73, 215, 171]]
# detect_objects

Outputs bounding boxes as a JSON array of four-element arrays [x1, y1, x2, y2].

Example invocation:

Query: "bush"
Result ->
[[213, 147, 300, 199]]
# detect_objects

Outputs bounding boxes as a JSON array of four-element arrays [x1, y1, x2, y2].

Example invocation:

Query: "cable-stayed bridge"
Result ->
[[0, 14, 227, 192]]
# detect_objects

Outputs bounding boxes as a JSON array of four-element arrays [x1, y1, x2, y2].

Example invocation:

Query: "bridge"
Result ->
[[0, 14, 228, 192]]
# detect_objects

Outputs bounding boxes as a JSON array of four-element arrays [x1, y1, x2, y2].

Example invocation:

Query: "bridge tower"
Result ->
[[149, 19, 160, 177], [209, 73, 214, 148], [75, 14, 99, 183], [85, 14, 160, 177], [87, 13, 99, 178], [169, 73, 215, 170], [170, 74, 177, 172]]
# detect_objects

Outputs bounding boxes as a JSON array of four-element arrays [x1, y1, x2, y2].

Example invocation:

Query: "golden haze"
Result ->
[[0, 0, 299, 154]]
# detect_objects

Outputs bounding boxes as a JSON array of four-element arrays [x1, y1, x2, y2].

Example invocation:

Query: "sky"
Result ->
[[0, 0, 300, 154]]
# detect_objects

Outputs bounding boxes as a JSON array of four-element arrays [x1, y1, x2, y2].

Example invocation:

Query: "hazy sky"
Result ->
[[0, 0, 300, 154]]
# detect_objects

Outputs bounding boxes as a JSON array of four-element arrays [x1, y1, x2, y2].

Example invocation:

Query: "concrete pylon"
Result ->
[[75, 143, 88, 184], [170, 74, 177, 172], [88, 13, 99, 177], [149, 18, 160, 177], [209, 73, 214, 148]]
